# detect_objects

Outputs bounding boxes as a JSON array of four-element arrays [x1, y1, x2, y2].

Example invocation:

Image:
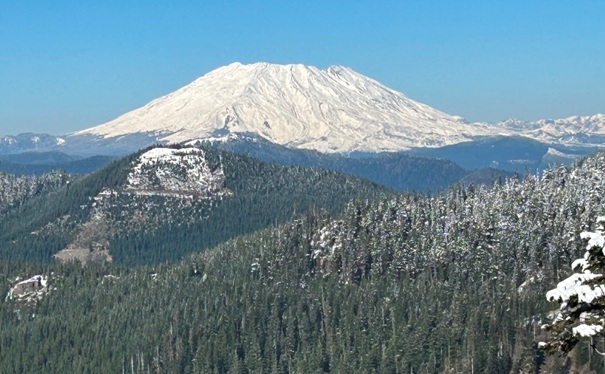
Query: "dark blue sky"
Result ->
[[1, 1, 604, 135]]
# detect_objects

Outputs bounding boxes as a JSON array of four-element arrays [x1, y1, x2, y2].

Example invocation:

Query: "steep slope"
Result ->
[[0, 145, 393, 264], [0, 170, 70, 217], [70, 62, 495, 153]]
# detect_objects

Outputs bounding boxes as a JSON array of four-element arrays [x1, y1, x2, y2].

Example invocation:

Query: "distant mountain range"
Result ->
[[0, 151, 114, 175], [0, 140, 511, 192], [409, 136, 597, 171], [493, 114, 605, 145], [190, 133, 513, 191]]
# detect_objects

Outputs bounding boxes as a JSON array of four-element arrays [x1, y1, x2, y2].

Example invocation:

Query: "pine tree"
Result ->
[[540, 216, 605, 355]]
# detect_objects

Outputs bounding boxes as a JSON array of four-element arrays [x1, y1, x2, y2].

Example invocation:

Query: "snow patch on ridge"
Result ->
[[126, 147, 231, 198]]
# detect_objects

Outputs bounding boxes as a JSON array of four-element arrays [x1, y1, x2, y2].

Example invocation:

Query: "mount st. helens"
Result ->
[[69, 62, 496, 154], [0, 62, 602, 167]]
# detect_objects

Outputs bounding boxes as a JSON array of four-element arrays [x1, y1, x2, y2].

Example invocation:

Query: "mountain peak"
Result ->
[[70, 62, 493, 153]]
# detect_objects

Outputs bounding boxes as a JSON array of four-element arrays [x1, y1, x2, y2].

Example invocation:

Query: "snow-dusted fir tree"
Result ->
[[539, 217, 605, 354]]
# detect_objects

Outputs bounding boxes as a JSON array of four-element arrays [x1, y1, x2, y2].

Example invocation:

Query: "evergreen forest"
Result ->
[[1, 148, 605, 372]]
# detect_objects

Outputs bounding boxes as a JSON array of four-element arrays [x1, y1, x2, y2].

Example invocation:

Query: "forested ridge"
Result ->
[[109, 146, 394, 265], [206, 135, 506, 193], [0, 153, 137, 261], [0, 145, 392, 264], [0, 170, 70, 218], [2, 151, 605, 372], [0, 154, 114, 175]]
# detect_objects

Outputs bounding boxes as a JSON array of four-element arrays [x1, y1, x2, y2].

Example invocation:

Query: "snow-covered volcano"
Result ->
[[71, 62, 497, 153]]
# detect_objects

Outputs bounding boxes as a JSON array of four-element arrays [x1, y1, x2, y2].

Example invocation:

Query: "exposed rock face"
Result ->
[[125, 147, 230, 197], [6, 275, 48, 304]]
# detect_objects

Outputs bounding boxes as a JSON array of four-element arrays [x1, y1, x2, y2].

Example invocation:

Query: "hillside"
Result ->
[[1, 150, 604, 372], [0, 170, 70, 218], [0, 145, 392, 265], [194, 134, 471, 192]]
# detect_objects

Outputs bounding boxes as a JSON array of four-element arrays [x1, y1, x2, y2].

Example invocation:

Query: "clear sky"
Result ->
[[1, 1, 604, 135]]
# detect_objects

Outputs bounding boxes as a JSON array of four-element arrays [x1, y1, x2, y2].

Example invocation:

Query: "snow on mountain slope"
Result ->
[[71, 62, 498, 153], [0, 133, 66, 154], [495, 114, 605, 146]]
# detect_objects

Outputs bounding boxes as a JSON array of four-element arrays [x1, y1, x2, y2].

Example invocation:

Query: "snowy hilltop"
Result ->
[[126, 147, 230, 197], [70, 62, 499, 153]]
